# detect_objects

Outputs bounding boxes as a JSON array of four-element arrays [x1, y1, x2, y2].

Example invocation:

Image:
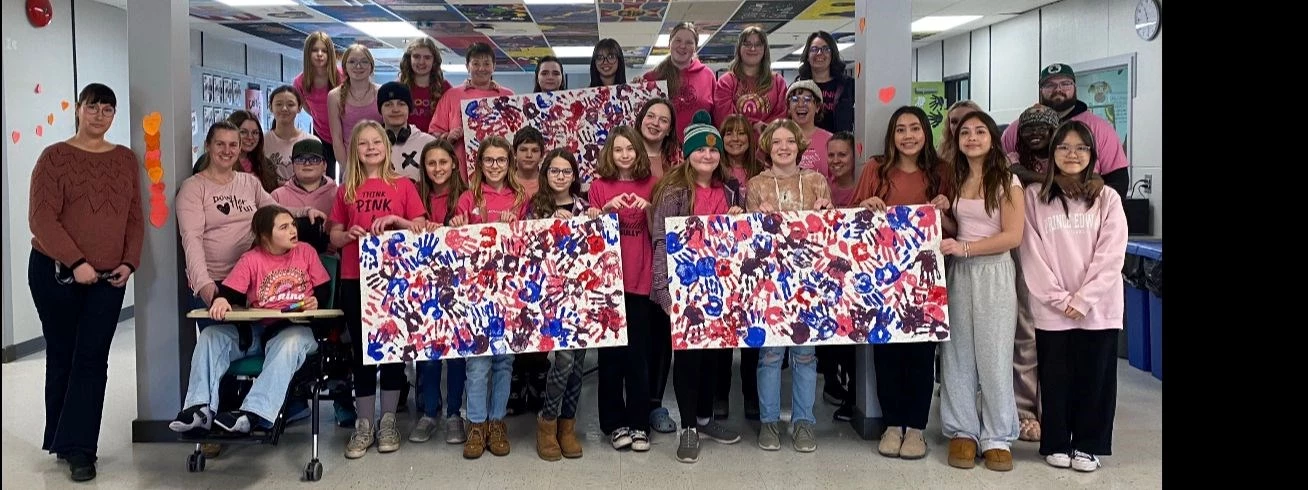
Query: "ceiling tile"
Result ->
[[308, 5, 404, 23], [796, 0, 855, 20], [599, 2, 669, 23], [383, 1, 470, 23], [452, 3, 533, 22], [525, 3, 599, 24]]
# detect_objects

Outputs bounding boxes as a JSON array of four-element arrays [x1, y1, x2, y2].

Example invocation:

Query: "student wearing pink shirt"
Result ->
[[642, 22, 716, 147], [328, 121, 428, 460], [786, 80, 832, 179], [1020, 121, 1127, 473], [294, 31, 344, 178], [427, 43, 515, 180], [269, 139, 337, 252], [712, 26, 788, 135], [588, 126, 658, 450], [328, 44, 382, 181]]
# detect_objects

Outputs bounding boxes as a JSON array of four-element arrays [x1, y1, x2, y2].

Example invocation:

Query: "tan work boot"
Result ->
[[536, 416, 561, 461], [488, 420, 511, 456], [557, 418, 583, 458], [877, 426, 903, 457], [463, 422, 487, 459]]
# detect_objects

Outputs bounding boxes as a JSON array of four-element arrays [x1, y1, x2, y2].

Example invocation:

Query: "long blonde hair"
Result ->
[[650, 22, 698, 97], [398, 37, 446, 102], [728, 26, 776, 97], [337, 44, 375, 122], [468, 136, 526, 221], [342, 120, 400, 203], [299, 32, 339, 94]]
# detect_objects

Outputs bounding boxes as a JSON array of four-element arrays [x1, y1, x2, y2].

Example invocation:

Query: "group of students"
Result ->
[[25, 21, 1129, 483]]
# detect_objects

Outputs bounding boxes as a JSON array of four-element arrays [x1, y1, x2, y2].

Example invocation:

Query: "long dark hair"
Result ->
[[719, 115, 764, 181], [417, 139, 467, 225], [589, 39, 627, 87], [227, 110, 278, 193], [875, 106, 943, 201], [797, 31, 847, 81], [634, 97, 678, 171], [951, 111, 1014, 216], [267, 85, 302, 131], [250, 204, 293, 251], [533, 56, 567, 92], [1040, 120, 1102, 215], [529, 149, 582, 219]]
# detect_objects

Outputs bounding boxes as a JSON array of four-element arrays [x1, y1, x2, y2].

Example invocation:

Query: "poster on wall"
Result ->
[[245, 83, 263, 122], [1075, 65, 1131, 158], [202, 74, 212, 103], [911, 81, 947, 145]]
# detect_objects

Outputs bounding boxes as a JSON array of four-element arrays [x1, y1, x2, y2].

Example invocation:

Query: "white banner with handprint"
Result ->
[[664, 206, 949, 350], [357, 215, 628, 364]]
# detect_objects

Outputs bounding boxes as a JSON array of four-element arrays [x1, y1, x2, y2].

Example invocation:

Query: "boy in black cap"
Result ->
[[378, 81, 437, 183]]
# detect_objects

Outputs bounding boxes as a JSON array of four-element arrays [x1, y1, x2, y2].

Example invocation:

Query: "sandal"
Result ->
[[1019, 418, 1041, 442]]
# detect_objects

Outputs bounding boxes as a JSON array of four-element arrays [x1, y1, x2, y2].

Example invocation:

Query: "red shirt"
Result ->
[[588, 177, 657, 295], [692, 183, 729, 216], [454, 183, 528, 225], [330, 177, 426, 279], [428, 189, 452, 225]]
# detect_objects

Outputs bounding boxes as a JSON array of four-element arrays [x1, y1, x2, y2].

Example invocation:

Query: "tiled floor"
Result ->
[[2, 320, 1162, 488]]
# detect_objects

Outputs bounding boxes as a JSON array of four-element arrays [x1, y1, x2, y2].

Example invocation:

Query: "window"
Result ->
[[944, 75, 970, 106]]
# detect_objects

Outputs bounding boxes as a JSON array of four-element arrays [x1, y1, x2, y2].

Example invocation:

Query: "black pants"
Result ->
[[1036, 329, 1118, 456], [598, 293, 652, 433], [714, 349, 758, 405], [510, 352, 550, 413], [340, 280, 406, 396], [872, 342, 937, 429], [313, 128, 338, 181], [647, 303, 673, 411], [29, 249, 127, 459], [819, 345, 856, 402], [673, 348, 719, 428]]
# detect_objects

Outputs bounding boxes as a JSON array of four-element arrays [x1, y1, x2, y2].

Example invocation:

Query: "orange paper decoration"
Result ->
[[141, 112, 168, 228]]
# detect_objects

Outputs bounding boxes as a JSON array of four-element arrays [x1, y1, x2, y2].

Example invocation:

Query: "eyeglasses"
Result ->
[[346, 59, 371, 68], [83, 105, 116, 116], [789, 94, 815, 104], [482, 156, 509, 167], [547, 168, 572, 177], [239, 130, 260, 138], [808, 46, 832, 55], [595, 54, 618, 63], [742, 42, 765, 50], [293, 155, 325, 165], [1041, 80, 1075, 90], [1055, 144, 1092, 154]]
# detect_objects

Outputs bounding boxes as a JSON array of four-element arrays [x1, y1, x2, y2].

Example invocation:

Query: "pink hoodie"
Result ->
[[642, 59, 716, 146], [712, 71, 788, 128], [427, 81, 515, 181], [1018, 184, 1129, 331], [270, 177, 338, 218]]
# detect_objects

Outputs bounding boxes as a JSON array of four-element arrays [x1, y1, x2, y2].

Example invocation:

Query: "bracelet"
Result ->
[[963, 241, 970, 258]]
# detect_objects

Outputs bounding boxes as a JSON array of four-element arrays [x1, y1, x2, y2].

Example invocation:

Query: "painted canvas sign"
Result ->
[[460, 81, 667, 185], [664, 206, 949, 350], [359, 215, 628, 364]]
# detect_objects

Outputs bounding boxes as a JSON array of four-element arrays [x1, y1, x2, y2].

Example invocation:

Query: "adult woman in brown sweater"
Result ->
[[27, 83, 144, 482]]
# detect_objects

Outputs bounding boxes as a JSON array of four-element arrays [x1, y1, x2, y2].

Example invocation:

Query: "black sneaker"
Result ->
[[833, 403, 854, 422], [66, 453, 96, 482], [214, 410, 254, 433], [169, 405, 213, 433]]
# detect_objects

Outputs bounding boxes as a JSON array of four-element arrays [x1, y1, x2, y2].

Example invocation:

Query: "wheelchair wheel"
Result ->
[[304, 459, 323, 482], [187, 453, 206, 472]]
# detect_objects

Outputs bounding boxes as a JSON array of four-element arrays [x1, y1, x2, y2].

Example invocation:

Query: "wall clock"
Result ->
[[1135, 0, 1161, 41]]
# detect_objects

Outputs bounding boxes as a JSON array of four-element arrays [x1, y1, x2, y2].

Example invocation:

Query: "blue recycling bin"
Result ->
[[1134, 241, 1163, 381], [1122, 243, 1150, 372]]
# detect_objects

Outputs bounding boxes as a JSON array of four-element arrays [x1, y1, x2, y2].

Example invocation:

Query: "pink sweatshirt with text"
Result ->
[[1018, 184, 1129, 331]]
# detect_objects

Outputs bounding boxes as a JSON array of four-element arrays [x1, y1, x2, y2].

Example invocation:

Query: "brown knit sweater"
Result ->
[[29, 142, 145, 271]]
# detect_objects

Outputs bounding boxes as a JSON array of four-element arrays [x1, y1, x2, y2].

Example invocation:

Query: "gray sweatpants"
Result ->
[[940, 252, 1019, 452]]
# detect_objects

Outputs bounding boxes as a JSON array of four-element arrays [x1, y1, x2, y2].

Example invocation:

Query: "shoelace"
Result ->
[[1072, 450, 1097, 462], [681, 428, 699, 447]]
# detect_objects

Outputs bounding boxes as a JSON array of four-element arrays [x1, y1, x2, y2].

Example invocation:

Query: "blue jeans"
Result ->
[[419, 359, 466, 418], [182, 324, 318, 423], [756, 345, 817, 425], [464, 354, 512, 423]]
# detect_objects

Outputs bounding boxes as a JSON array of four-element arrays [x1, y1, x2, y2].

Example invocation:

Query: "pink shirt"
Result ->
[[642, 59, 716, 146], [799, 128, 832, 179], [340, 100, 382, 148], [406, 80, 453, 132], [428, 190, 453, 225], [427, 82, 515, 179], [330, 177, 426, 279], [588, 177, 656, 295], [712, 71, 789, 128], [270, 177, 337, 218], [1019, 184, 1128, 331], [176, 172, 279, 292], [223, 242, 330, 310], [293, 68, 344, 142], [263, 129, 319, 185], [830, 182, 857, 207], [1001, 108, 1129, 176], [692, 183, 729, 216], [954, 175, 1022, 243], [454, 183, 528, 225]]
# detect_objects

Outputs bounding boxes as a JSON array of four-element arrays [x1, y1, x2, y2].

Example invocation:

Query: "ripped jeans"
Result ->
[[756, 345, 817, 425]]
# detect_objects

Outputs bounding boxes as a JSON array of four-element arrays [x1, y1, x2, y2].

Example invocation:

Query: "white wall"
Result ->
[[912, 0, 1163, 237]]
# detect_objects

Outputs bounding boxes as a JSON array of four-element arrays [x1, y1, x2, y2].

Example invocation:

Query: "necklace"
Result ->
[[348, 84, 373, 103]]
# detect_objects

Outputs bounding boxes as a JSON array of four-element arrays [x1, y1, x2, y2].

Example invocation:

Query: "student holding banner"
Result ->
[[650, 111, 746, 464], [428, 43, 514, 180]]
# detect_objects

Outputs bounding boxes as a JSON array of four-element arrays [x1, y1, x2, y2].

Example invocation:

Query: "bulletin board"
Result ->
[[1072, 53, 1135, 162], [190, 66, 312, 163]]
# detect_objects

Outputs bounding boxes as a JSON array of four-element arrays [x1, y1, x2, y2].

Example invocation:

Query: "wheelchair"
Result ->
[[179, 253, 353, 482]]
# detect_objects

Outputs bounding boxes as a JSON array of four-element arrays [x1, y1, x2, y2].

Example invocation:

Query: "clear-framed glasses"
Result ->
[[347, 59, 371, 68], [239, 129, 260, 138], [547, 167, 572, 177], [1055, 144, 1092, 154], [741, 41, 765, 50], [83, 104, 116, 117], [482, 156, 509, 167]]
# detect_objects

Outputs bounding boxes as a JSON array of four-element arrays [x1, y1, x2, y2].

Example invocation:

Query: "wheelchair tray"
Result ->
[[186, 308, 344, 321]]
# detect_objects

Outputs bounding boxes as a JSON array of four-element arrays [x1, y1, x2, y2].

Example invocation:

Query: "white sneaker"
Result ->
[[1045, 452, 1072, 468], [1071, 450, 1101, 472]]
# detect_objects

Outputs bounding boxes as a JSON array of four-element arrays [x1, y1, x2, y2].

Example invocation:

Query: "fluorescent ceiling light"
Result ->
[[644, 55, 667, 67], [911, 15, 982, 33], [552, 46, 594, 58], [442, 64, 468, 74], [772, 61, 802, 70], [216, 0, 294, 6], [655, 34, 711, 48], [523, 0, 592, 4], [347, 21, 426, 39], [791, 42, 854, 55]]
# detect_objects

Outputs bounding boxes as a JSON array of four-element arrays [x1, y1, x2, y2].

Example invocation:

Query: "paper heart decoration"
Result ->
[[859, 17, 866, 33], [10, 131, 19, 143], [142, 112, 162, 135], [35, 125, 43, 137], [855, 62, 862, 79], [61, 100, 69, 111], [46, 113, 54, 125], [857, 142, 864, 157], [878, 86, 896, 104], [34, 83, 42, 94]]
